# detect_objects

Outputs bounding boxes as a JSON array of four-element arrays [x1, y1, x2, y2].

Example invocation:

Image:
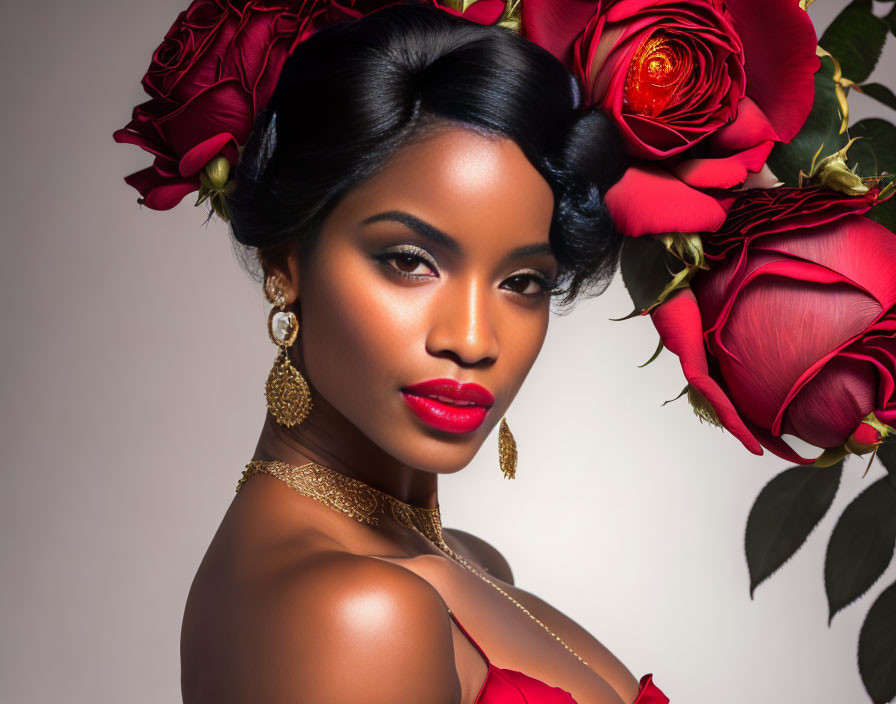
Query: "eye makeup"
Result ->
[[373, 244, 439, 279], [373, 244, 558, 298]]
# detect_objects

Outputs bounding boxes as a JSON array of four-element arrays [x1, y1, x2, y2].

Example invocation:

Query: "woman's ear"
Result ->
[[258, 245, 301, 306]]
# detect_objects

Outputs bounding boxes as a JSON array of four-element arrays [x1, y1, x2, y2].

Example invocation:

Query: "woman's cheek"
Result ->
[[301, 262, 433, 409], [491, 299, 550, 411]]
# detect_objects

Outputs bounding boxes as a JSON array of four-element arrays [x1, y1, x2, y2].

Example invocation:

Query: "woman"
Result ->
[[121, 4, 666, 702]]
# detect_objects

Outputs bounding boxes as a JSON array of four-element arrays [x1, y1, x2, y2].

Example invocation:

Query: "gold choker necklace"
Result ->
[[236, 459, 590, 670], [237, 459, 450, 549]]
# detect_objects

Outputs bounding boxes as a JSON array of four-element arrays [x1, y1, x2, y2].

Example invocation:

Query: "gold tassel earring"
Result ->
[[264, 276, 312, 427], [498, 417, 517, 479]]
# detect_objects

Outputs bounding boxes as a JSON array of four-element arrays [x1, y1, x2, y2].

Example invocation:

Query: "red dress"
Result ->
[[448, 611, 669, 704]]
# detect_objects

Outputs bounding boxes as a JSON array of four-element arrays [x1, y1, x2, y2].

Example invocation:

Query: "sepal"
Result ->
[[687, 385, 723, 429], [847, 412, 895, 455], [616, 233, 707, 321], [806, 137, 869, 195]]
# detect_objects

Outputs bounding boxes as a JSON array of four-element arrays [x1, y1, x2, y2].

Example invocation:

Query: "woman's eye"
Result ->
[[502, 274, 551, 297], [376, 249, 438, 278], [391, 254, 430, 275]]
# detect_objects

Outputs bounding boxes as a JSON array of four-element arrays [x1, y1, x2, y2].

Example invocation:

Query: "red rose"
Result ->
[[430, 0, 510, 24], [114, 0, 318, 210], [703, 185, 880, 259], [523, 0, 819, 238], [651, 187, 896, 464], [114, 0, 520, 210], [328, 0, 511, 24]]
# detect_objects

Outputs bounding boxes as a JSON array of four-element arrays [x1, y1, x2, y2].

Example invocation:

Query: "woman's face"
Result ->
[[287, 124, 557, 473]]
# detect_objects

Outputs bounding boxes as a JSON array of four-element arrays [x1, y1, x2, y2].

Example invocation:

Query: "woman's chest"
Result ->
[[380, 553, 628, 704]]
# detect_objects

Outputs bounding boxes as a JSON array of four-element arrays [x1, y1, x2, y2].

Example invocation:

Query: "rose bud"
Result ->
[[651, 186, 896, 464], [204, 156, 231, 192], [846, 420, 883, 456]]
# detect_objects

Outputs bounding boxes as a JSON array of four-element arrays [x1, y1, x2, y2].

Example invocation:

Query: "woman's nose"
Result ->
[[426, 277, 499, 367]]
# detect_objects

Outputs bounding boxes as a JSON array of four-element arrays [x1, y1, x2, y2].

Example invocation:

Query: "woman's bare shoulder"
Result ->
[[444, 527, 514, 584], [183, 550, 461, 704]]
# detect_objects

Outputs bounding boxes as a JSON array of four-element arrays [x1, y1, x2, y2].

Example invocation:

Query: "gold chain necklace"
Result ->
[[236, 459, 590, 669]]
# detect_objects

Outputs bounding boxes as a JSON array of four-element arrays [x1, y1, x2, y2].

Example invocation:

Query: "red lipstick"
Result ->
[[401, 378, 495, 434]]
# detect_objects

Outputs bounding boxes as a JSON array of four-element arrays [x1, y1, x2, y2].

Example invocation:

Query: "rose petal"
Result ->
[[751, 216, 896, 309], [620, 112, 704, 159], [725, 0, 819, 142], [744, 418, 818, 464], [606, 164, 729, 237], [633, 674, 668, 704], [151, 154, 181, 179], [523, 0, 601, 66], [709, 96, 778, 152], [670, 140, 773, 190], [840, 350, 896, 413], [670, 155, 749, 189], [137, 176, 201, 210], [784, 356, 876, 447], [578, 16, 615, 102], [878, 409, 896, 426], [122, 165, 167, 201], [650, 288, 763, 454], [851, 421, 882, 448], [112, 124, 172, 161], [156, 79, 255, 157], [706, 187, 878, 261], [178, 132, 238, 176]]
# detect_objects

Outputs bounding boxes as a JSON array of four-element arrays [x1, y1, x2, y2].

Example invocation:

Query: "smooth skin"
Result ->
[[181, 124, 642, 704]]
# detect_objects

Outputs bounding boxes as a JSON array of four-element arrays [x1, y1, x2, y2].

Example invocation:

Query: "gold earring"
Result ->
[[498, 417, 517, 479], [264, 276, 312, 427]]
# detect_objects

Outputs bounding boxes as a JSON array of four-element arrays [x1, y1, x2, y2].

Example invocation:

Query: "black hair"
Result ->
[[227, 2, 627, 307]]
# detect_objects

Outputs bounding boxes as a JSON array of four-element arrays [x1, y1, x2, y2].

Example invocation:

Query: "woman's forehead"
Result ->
[[328, 125, 555, 246]]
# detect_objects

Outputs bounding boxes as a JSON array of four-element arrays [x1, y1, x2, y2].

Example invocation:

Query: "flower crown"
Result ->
[[116, 4, 896, 695], [114, 0, 822, 232]]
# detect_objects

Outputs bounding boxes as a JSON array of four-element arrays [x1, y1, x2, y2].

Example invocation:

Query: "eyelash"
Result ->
[[374, 247, 559, 298]]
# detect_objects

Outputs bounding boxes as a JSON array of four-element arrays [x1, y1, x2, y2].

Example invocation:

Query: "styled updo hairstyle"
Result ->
[[227, 3, 627, 306]]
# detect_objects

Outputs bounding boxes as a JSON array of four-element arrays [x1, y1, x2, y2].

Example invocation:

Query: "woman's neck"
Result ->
[[251, 408, 440, 510]]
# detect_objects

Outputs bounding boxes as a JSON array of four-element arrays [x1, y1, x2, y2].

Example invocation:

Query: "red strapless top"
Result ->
[[448, 611, 669, 704]]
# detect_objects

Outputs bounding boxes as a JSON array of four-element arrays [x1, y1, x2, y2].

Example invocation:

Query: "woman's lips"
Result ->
[[401, 378, 494, 434]]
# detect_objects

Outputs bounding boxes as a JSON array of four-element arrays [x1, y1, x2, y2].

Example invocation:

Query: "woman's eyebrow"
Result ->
[[361, 210, 459, 252], [509, 242, 553, 259], [361, 210, 554, 260]]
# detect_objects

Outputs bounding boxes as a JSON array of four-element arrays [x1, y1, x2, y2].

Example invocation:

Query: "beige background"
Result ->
[[2, 1, 895, 702]]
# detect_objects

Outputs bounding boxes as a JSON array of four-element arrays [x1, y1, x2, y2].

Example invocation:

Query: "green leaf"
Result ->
[[819, 0, 889, 83], [825, 476, 896, 622], [768, 57, 848, 186], [848, 118, 896, 231], [745, 463, 843, 597], [858, 580, 896, 704], [619, 235, 685, 314], [884, 3, 896, 37], [848, 118, 896, 177], [858, 82, 896, 112], [878, 438, 896, 479], [868, 195, 896, 231]]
